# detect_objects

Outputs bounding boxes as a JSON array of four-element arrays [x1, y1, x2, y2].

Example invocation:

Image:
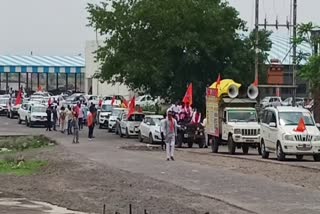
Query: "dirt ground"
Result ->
[[0, 146, 251, 214]]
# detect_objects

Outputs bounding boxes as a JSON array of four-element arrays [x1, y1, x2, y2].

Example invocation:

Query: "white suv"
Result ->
[[260, 106, 320, 161]]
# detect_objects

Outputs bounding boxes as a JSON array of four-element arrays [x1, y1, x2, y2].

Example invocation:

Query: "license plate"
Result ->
[[246, 139, 254, 142], [184, 134, 188, 138]]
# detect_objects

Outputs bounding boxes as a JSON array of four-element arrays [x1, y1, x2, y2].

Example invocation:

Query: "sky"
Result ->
[[0, 0, 319, 56]]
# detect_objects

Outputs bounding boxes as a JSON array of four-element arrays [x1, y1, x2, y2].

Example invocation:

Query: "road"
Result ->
[[1, 116, 320, 214]]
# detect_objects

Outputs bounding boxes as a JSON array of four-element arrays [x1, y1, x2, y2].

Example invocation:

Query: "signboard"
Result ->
[[206, 95, 219, 137]]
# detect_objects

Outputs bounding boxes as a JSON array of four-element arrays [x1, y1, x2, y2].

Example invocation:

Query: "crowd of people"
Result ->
[[167, 101, 202, 124], [45, 100, 98, 143]]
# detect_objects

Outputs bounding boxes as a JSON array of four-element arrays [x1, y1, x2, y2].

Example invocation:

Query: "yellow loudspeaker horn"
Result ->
[[209, 79, 241, 98], [247, 84, 259, 99]]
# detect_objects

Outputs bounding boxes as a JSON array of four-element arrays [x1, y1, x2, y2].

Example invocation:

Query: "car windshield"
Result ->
[[128, 114, 144, 122], [228, 110, 257, 122], [279, 112, 314, 126], [0, 99, 8, 104], [112, 109, 123, 116], [150, 118, 161, 125], [101, 104, 112, 112], [32, 106, 47, 112], [104, 97, 112, 100]]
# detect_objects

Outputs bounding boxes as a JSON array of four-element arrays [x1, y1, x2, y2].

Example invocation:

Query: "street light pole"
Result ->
[[292, 0, 297, 106]]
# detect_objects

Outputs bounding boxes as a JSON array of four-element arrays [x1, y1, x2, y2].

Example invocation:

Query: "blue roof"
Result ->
[[0, 55, 85, 74]]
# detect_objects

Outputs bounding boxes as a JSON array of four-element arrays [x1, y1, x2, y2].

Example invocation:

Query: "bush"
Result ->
[[0, 135, 55, 152]]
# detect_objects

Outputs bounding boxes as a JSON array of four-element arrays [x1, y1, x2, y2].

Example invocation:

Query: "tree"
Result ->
[[294, 22, 320, 122], [87, 0, 272, 109]]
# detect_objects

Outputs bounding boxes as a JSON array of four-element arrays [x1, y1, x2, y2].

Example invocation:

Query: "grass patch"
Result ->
[[0, 160, 48, 176], [0, 135, 56, 152]]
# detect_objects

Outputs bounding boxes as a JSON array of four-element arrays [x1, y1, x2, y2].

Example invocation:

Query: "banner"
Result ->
[[206, 96, 219, 137]]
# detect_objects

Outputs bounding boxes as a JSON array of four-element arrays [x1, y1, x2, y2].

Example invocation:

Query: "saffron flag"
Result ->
[[214, 74, 221, 97], [127, 96, 136, 118], [98, 99, 103, 107], [123, 98, 129, 108], [15, 90, 23, 105], [183, 83, 193, 106], [253, 76, 258, 87], [37, 85, 43, 92], [294, 118, 306, 132], [111, 96, 116, 106]]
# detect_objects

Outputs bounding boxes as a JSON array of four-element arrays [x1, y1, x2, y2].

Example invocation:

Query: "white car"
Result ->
[[138, 115, 163, 144], [25, 104, 48, 127], [0, 98, 9, 115], [98, 103, 114, 129], [119, 112, 145, 138], [135, 95, 158, 107], [108, 108, 126, 132], [281, 97, 305, 107], [17, 101, 41, 124], [86, 95, 100, 106], [260, 106, 320, 161]]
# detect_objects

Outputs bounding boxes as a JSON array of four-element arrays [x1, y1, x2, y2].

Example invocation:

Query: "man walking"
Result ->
[[46, 106, 52, 131], [161, 111, 178, 161], [52, 105, 58, 131], [87, 109, 95, 140], [72, 111, 80, 144]]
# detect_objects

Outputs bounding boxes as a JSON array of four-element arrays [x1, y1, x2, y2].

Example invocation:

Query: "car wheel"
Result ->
[[25, 117, 29, 126], [211, 137, 219, 153], [257, 144, 262, 155], [296, 155, 304, 161], [108, 128, 112, 133], [120, 128, 123, 138], [276, 142, 286, 161], [228, 135, 236, 155], [242, 145, 249, 155], [149, 133, 154, 144], [29, 120, 33, 128], [10, 111, 13, 119], [198, 139, 205, 148], [7, 111, 10, 118], [126, 128, 130, 138], [18, 116, 22, 124], [187, 141, 193, 148], [261, 140, 269, 159], [115, 126, 119, 135], [313, 154, 320, 162], [138, 132, 143, 142], [99, 124, 102, 129]]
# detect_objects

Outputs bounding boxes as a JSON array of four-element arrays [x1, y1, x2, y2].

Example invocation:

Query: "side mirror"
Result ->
[[269, 122, 276, 128], [316, 123, 320, 128]]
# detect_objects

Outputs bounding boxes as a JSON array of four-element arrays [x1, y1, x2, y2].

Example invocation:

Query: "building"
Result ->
[[0, 55, 85, 95], [85, 41, 133, 99]]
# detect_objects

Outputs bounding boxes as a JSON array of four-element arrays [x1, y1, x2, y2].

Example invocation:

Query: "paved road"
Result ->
[[2, 117, 320, 214]]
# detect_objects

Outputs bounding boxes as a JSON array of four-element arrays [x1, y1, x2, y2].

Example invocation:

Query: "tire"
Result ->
[[261, 140, 269, 159], [126, 128, 130, 138], [313, 154, 320, 162], [26, 117, 29, 126], [177, 133, 183, 148], [228, 135, 236, 155], [18, 116, 22, 124], [10, 111, 13, 119], [296, 155, 304, 161], [211, 137, 219, 153], [108, 128, 112, 133], [257, 144, 262, 155], [149, 133, 154, 144], [242, 145, 249, 155], [7, 111, 10, 118], [276, 142, 286, 161], [99, 124, 102, 129], [187, 141, 193, 148], [138, 132, 143, 142], [115, 126, 119, 135], [29, 120, 33, 128], [198, 139, 205, 148]]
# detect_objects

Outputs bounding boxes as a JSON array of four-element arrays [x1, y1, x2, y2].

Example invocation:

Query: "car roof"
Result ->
[[145, 115, 163, 118], [266, 106, 310, 113], [225, 107, 256, 111], [113, 108, 125, 110], [32, 104, 46, 107]]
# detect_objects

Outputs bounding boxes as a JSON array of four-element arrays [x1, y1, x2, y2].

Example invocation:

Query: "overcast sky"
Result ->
[[0, 0, 319, 56]]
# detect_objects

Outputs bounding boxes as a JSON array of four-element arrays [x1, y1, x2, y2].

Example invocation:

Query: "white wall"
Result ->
[[85, 40, 133, 99]]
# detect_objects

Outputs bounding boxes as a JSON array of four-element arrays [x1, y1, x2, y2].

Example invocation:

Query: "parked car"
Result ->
[[17, 101, 41, 124], [0, 98, 9, 115], [108, 108, 126, 132], [260, 96, 282, 109], [65, 93, 86, 106], [25, 104, 48, 127], [281, 97, 305, 107], [115, 110, 128, 135], [98, 103, 113, 129], [260, 106, 320, 161], [86, 95, 100, 106], [135, 95, 158, 107], [138, 115, 163, 144], [119, 112, 145, 138], [103, 95, 124, 106]]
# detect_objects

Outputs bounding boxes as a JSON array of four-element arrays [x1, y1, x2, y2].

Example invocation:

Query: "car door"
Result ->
[[260, 110, 269, 145], [120, 113, 128, 133], [140, 118, 148, 137], [264, 110, 278, 150]]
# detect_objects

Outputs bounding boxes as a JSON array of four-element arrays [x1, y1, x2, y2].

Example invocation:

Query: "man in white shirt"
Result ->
[[202, 116, 208, 148]]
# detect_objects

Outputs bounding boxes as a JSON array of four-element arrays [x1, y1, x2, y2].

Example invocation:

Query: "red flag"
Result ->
[[183, 83, 193, 106], [98, 99, 103, 107], [214, 74, 221, 97], [37, 85, 43, 92], [15, 90, 23, 105], [294, 118, 306, 132], [48, 98, 52, 106], [111, 96, 115, 106], [253, 76, 258, 87], [127, 96, 136, 118]]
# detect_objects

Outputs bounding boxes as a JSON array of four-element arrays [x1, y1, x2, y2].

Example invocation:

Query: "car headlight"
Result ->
[[283, 134, 295, 141], [234, 129, 241, 134], [155, 130, 160, 134], [313, 136, 320, 141]]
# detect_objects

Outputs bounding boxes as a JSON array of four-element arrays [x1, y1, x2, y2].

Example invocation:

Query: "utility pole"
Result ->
[[254, 0, 259, 83], [292, 0, 298, 106]]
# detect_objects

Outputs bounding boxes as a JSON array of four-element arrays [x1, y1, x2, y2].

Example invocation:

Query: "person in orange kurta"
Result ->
[[87, 110, 95, 140]]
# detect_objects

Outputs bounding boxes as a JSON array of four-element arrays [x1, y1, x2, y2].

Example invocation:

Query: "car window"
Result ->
[[262, 110, 268, 123], [266, 111, 276, 124]]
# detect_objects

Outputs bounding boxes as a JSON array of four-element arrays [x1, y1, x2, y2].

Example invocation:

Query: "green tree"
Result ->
[[294, 22, 320, 121], [87, 0, 271, 109]]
